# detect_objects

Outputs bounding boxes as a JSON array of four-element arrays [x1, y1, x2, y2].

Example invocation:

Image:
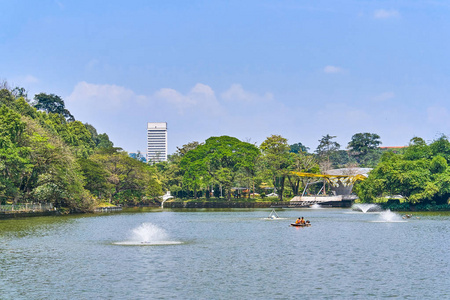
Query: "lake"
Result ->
[[0, 208, 449, 299]]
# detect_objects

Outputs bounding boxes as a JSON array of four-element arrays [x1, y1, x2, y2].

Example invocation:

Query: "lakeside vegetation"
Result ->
[[0, 83, 162, 212], [1, 83, 450, 212]]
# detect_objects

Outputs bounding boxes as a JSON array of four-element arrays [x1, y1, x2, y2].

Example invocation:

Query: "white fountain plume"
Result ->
[[114, 223, 182, 246], [372, 210, 406, 223], [352, 203, 381, 213], [310, 204, 323, 209]]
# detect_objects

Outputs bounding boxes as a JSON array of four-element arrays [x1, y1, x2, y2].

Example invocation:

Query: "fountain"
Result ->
[[160, 191, 174, 208], [267, 209, 279, 219], [114, 222, 182, 245], [373, 210, 406, 223], [310, 204, 323, 209], [352, 203, 381, 213]]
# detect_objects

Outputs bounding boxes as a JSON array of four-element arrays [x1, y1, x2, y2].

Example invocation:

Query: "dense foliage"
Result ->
[[0, 85, 162, 211], [355, 136, 450, 205], [3, 82, 448, 210]]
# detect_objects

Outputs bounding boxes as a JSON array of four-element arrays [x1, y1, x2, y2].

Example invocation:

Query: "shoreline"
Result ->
[[1, 201, 449, 219]]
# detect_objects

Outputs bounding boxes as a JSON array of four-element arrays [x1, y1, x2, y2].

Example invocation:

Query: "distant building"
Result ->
[[129, 152, 147, 163], [146, 122, 167, 164]]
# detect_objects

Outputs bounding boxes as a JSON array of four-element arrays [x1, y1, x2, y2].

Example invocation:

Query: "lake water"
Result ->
[[0, 208, 449, 299]]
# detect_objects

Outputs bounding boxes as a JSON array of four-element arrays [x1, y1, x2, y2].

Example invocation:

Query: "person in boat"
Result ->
[[296, 217, 306, 224]]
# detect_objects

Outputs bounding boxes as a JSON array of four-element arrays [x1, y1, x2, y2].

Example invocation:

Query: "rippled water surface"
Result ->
[[0, 208, 449, 299]]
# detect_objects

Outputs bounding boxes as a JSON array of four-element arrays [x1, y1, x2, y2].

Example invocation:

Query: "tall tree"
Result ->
[[260, 135, 291, 201], [180, 136, 259, 200], [403, 137, 431, 160], [347, 132, 382, 167], [315, 134, 340, 170], [0, 105, 31, 203], [290, 142, 309, 154], [287, 152, 319, 196], [33, 93, 74, 121]]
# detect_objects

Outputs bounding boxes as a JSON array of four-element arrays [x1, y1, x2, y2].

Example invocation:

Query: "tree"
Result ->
[[91, 151, 163, 204], [290, 142, 309, 154], [287, 152, 319, 196], [430, 135, 450, 162], [180, 136, 260, 201], [355, 135, 450, 205], [347, 133, 382, 167], [404, 137, 432, 160], [176, 141, 202, 156], [12, 87, 28, 101], [315, 134, 340, 170], [260, 135, 291, 201], [33, 93, 74, 121], [23, 117, 94, 210], [0, 105, 31, 203], [78, 158, 112, 198]]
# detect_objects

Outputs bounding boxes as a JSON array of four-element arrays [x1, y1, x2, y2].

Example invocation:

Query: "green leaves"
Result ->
[[357, 136, 450, 205], [33, 93, 74, 122], [347, 132, 381, 167], [180, 136, 259, 200]]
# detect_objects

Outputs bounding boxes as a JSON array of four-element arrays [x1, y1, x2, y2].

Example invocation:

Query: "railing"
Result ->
[[0, 203, 54, 212], [94, 206, 122, 213]]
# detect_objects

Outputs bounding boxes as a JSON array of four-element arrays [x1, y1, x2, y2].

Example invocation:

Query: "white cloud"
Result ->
[[67, 81, 146, 110], [373, 9, 400, 19], [221, 84, 273, 103], [323, 65, 344, 74], [154, 83, 221, 114], [67, 81, 223, 116], [372, 91, 395, 102], [65, 81, 285, 153], [23, 75, 39, 84]]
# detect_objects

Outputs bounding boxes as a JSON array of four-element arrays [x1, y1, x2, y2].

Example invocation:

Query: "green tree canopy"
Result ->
[[289, 142, 309, 154], [260, 134, 291, 200], [180, 136, 260, 200], [315, 134, 340, 170], [33, 93, 74, 122]]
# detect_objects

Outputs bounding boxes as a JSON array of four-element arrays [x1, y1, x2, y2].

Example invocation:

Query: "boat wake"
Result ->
[[113, 222, 183, 246]]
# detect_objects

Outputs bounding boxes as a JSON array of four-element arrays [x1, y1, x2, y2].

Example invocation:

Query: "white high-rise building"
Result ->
[[146, 122, 167, 164]]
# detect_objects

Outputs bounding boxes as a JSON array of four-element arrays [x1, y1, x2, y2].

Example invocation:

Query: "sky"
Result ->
[[2, 0, 450, 155]]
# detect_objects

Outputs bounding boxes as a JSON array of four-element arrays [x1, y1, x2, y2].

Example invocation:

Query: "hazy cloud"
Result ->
[[154, 83, 221, 114], [85, 59, 100, 71], [373, 9, 400, 19], [221, 84, 273, 103], [323, 65, 344, 74], [23, 75, 39, 84], [67, 81, 146, 110], [67, 81, 225, 118]]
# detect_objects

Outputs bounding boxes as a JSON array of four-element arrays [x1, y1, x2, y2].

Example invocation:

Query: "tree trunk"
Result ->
[[277, 176, 286, 201]]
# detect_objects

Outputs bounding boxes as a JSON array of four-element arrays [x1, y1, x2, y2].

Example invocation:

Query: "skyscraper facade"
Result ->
[[146, 122, 167, 164]]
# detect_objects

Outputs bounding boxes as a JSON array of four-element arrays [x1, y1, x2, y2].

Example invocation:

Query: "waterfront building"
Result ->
[[146, 122, 167, 164]]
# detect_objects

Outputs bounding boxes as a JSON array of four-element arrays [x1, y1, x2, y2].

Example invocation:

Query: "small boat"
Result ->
[[290, 223, 311, 227]]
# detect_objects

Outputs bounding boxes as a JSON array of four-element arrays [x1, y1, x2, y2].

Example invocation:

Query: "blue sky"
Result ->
[[2, 0, 450, 154]]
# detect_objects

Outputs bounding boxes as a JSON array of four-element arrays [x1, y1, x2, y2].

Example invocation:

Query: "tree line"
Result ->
[[0, 83, 162, 212], [2, 83, 448, 210], [155, 133, 383, 202]]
